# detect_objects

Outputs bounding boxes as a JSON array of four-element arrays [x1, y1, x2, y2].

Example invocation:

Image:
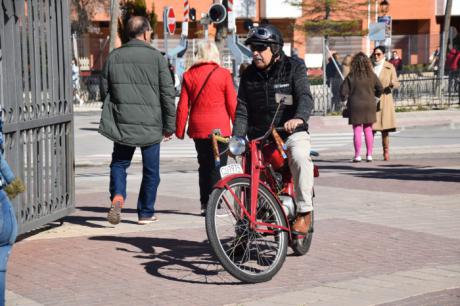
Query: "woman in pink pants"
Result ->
[[340, 52, 383, 162]]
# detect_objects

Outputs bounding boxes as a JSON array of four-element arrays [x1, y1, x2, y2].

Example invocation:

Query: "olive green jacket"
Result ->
[[98, 39, 176, 146]]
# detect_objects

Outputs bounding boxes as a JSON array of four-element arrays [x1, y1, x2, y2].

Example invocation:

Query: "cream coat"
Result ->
[[373, 61, 400, 132]]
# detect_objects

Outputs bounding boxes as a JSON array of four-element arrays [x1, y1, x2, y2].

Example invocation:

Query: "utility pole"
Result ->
[[367, 0, 371, 55], [439, 0, 453, 79], [438, 0, 453, 101], [109, 0, 120, 52]]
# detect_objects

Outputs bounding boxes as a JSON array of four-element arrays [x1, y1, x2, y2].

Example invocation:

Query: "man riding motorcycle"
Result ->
[[232, 24, 315, 234]]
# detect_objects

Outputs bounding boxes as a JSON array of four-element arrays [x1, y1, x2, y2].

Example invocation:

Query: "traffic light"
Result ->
[[208, 3, 226, 24], [189, 8, 196, 21]]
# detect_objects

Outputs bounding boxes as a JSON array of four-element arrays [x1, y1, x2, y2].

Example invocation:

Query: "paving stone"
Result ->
[[6, 152, 460, 306]]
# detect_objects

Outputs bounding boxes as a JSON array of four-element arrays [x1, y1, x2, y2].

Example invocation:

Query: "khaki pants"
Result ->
[[285, 131, 314, 213]]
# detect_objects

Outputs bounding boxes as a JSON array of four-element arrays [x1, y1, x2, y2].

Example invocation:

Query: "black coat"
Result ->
[[233, 53, 314, 139]]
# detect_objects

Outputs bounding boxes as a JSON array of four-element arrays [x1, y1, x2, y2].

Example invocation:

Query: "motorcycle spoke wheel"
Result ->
[[206, 177, 288, 283]]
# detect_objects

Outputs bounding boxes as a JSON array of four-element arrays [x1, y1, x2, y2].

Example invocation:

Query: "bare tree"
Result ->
[[71, 0, 108, 34], [290, 0, 368, 37], [118, 0, 158, 44]]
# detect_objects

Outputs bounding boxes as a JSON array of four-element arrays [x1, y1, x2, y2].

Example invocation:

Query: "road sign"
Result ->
[[369, 23, 385, 41], [377, 15, 392, 39], [164, 7, 176, 35]]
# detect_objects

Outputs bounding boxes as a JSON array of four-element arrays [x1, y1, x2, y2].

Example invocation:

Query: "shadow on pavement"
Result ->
[[317, 162, 460, 183], [89, 235, 240, 285], [77, 206, 202, 217], [16, 222, 64, 242], [60, 207, 202, 228], [62, 215, 138, 228]]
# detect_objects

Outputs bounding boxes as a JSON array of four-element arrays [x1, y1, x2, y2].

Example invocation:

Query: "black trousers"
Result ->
[[193, 139, 228, 207]]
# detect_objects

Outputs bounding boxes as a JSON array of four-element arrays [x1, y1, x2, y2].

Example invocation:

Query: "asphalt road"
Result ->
[[74, 111, 460, 165]]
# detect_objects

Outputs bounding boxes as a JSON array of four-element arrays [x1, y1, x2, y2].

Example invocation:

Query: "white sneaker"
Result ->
[[366, 156, 373, 162], [352, 156, 362, 163], [138, 216, 159, 225]]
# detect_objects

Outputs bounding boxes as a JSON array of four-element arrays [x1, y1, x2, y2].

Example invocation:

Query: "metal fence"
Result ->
[[306, 33, 440, 65], [74, 35, 109, 73], [73, 36, 458, 114], [0, 0, 74, 234], [310, 71, 460, 114], [74, 38, 235, 105]]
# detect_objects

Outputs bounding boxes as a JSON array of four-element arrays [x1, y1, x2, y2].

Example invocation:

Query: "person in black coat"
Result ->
[[233, 24, 315, 234], [326, 52, 343, 112]]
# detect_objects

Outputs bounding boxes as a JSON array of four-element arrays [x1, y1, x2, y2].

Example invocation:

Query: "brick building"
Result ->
[[73, 0, 457, 72]]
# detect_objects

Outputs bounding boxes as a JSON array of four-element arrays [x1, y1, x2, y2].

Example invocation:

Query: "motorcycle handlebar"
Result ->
[[211, 134, 221, 167]]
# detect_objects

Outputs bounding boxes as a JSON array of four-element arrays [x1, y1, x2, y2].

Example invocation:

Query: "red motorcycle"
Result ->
[[205, 116, 319, 283]]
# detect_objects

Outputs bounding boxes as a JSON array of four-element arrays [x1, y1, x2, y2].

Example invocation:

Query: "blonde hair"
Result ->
[[194, 40, 221, 65], [342, 55, 352, 66]]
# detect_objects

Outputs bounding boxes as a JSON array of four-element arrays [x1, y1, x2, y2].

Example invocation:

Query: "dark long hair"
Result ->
[[349, 52, 374, 79], [373, 46, 386, 55]]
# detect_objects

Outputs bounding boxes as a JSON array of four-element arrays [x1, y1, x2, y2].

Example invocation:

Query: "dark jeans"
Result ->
[[110, 142, 160, 219], [330, 77, 342, 112], [194, 139, 228, 207], [0, 190, 17, 304]]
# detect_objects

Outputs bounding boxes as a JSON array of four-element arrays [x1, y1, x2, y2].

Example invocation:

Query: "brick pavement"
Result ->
[[5, 155, 460, 305], [7, 217, 460, 305]]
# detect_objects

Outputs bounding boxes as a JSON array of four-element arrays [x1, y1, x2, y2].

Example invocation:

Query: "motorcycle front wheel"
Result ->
[[206, 177, 288, 283]]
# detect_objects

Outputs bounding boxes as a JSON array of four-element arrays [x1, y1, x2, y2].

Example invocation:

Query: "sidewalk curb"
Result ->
[[399, 121, 459, 131], [73, 102, 102, 112], [74, 147, 460, 168]]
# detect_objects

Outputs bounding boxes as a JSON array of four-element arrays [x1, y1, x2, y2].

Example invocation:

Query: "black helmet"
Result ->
[[244, 24, 284, 47]]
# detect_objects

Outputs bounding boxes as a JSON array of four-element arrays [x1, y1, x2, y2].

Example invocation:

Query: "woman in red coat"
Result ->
[[176, 40, 237, 216]]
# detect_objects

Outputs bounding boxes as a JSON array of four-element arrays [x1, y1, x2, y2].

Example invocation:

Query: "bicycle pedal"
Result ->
[[291, 230, 307, 237]]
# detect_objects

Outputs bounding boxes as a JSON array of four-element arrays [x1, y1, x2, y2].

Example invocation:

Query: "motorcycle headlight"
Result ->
[[229, 137, 247, 156]]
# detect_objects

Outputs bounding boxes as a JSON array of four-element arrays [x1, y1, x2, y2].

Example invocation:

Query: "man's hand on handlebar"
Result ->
[[283, 118, 304, 134]]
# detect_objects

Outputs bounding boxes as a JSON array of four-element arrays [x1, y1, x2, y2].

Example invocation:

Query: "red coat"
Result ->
[[176, 62, 237, 139], [389, 57, 402, 71], [446, 48, 458, 71], [452, 52, 460, 71]]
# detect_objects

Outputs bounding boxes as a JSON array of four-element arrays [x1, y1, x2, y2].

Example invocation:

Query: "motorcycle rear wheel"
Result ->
[[206, 177, 288, 283]]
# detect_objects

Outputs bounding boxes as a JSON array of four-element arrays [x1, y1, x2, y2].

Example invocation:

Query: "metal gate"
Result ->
[[0, 0, 74, 234]]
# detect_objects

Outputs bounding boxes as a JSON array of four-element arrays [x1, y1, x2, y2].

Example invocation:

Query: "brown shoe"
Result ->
[[292, 212, 312, 234], [107, 195, 124, 225]]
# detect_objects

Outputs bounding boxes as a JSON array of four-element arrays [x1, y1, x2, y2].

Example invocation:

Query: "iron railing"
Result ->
[[309, 71, 460, 114], [1, 0, 74, 234]]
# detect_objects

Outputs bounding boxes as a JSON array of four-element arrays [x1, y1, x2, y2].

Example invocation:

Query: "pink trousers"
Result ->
[[352, 124, 374, 158]]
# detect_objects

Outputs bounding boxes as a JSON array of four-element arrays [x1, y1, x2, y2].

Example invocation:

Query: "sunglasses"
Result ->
[[250, 44, 269, 52], [374, 52, 384, 56]]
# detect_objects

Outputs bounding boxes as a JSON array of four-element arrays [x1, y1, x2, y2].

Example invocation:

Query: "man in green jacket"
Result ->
[[99, 16, 176, 225]]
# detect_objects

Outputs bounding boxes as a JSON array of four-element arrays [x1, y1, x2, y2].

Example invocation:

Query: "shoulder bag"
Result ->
[[187, 66, 219, 109]]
